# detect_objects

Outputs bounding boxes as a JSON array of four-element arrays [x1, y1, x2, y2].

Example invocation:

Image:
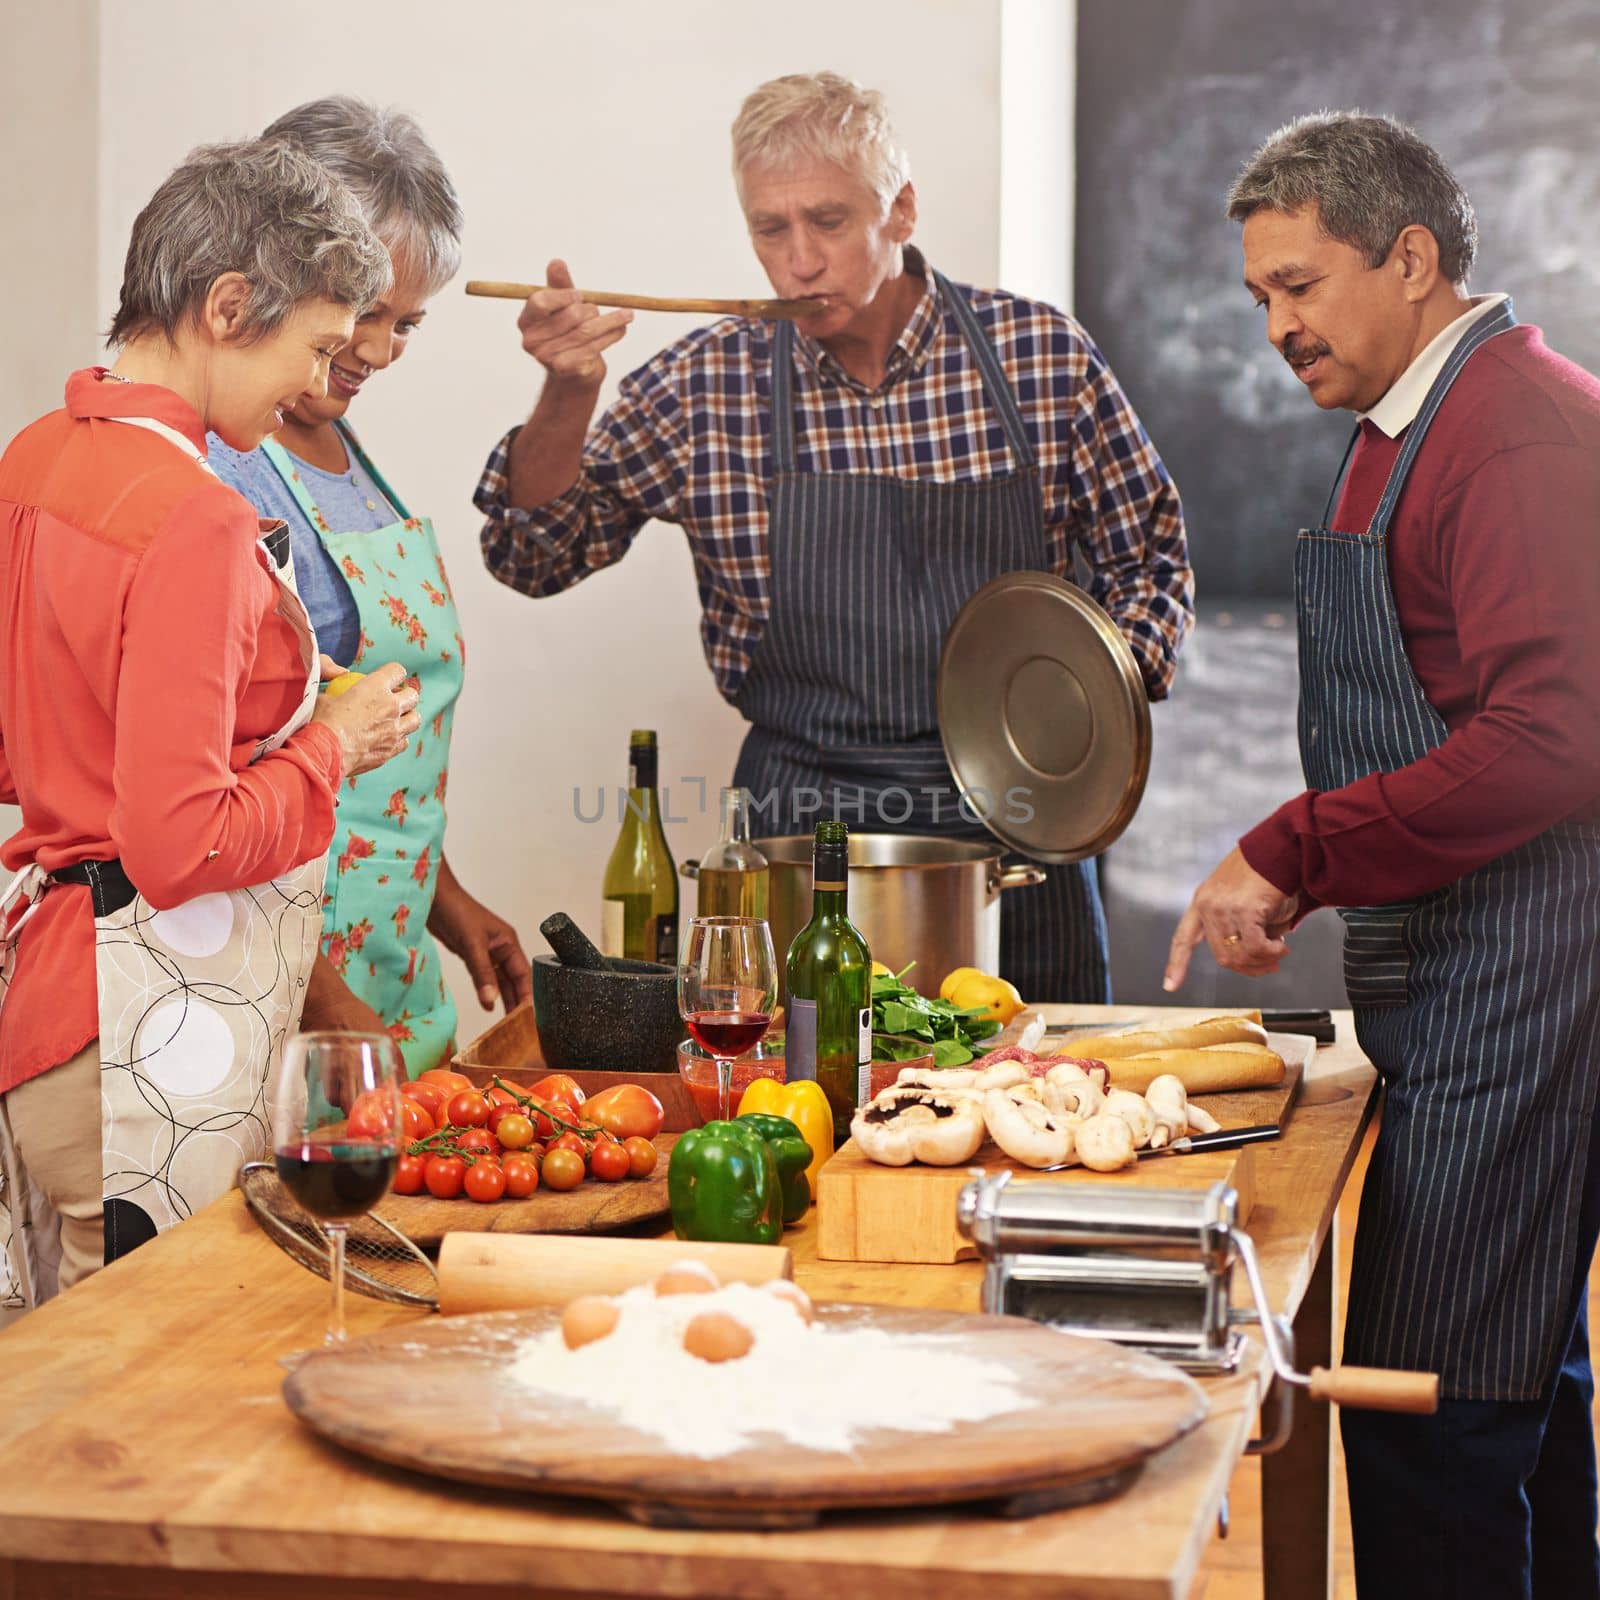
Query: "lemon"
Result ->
[[938, 966, 982, 1002], [321, 671, 365, 699], [871, 961, 894, 978]]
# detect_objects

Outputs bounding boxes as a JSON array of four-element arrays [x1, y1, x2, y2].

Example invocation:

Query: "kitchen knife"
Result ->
[[1136, 1123, 1282, 1158]]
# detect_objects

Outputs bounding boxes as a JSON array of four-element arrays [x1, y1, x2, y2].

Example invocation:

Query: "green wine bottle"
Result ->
[[601, 730, 679, 964], [785, 821, 872, 1145]]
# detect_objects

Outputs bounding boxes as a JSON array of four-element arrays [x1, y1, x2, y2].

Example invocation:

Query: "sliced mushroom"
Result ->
[[1144, 1074, 1190, 1148], [851, 1085, 988, 1167], [982, 1086, 1077, 1169], [1041, 1061, 1107, 1121]]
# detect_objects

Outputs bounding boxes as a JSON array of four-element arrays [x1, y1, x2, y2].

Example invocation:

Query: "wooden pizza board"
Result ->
[[371, 1134, 679, 1249], [816, 1034, 1311, 1264], [282, 1303, 1207, 1528]]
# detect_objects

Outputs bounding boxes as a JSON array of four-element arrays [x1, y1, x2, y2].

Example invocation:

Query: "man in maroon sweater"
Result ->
[[1166, 114, 1600, 1598]]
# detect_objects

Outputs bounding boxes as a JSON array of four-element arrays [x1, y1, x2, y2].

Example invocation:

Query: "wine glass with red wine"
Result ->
[[270, 1031, 403, 1343], [679, 917, 779, 1120]]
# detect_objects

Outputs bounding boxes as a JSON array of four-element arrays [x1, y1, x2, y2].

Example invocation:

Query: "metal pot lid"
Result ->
[[937, 571, 1151, 864]]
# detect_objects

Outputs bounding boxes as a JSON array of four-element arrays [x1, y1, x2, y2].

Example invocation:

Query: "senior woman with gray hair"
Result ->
[[477, 71, 1193, 1011], [212, 97, 531, 1076], [0, 138, 420, 1313]]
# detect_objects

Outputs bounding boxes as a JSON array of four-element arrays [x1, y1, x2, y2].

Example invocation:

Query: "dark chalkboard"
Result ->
[[1075, 0, 1600, 597]]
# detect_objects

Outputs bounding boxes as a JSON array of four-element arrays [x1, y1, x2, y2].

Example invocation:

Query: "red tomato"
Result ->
[[401, 1080, 447, 1119], [541, 1148, 586, 1191], [445, 1090, 491, 1129], [456, 1128, 501, 1159], [588, 1139, 629, 1182], [463, 1161, 508, 1203], [528, 1074, 585, 1109], [400, 1099, 435, 1141], [622, 1136, 658, 1178], [418, 1069, 472, 1097], [550, 1131, 589, 1161], [496, 1113, 535, 1151], [582, 1085, 666, 1141], [423, 1155, 467, 1199], [346, 1088, 399, 1140], [391, 1153, 427, 1195], [500, 1153, 540, 1198]]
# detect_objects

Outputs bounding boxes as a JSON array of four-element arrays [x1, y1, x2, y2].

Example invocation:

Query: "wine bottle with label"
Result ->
[[784, 820, 872, 1145], [695, 786, 770, 920], [600, 730, 679, 964]]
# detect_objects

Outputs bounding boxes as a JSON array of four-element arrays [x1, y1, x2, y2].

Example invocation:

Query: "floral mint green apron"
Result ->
[[261, 422, 464, 1075]]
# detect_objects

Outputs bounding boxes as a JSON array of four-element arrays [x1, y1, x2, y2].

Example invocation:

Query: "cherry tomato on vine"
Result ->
[[391, 1153, 427, 1195], [496, 1113, 535, 1151], [464, 1161, 508, 1203], [423, 1155, 467, 1199], [445, 1090, 491, 1129], [456, 1127, 501, 1159], [501, 1153, 540, 1198], [622, 1136, 658, 1178], [588, 1140, 629, 1182], [550, 1131, 589, 1161], [540, 1148, 586, 1191]]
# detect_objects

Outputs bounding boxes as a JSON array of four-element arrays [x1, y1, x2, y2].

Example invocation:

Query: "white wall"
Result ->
[[3, 0, 1075, 1041]]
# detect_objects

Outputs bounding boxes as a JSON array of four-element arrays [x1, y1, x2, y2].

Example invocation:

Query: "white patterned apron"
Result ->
[[0, 413, 327, 1309]]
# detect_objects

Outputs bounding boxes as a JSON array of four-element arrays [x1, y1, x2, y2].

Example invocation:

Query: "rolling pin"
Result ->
[[436, 1232, 793, 1315]]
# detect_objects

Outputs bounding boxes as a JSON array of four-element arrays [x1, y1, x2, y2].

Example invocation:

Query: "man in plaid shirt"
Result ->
[[474, 73, 1193, 1002]]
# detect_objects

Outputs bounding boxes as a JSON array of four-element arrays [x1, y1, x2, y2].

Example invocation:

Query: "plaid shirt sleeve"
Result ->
[[1040, 317, 1194, 700], [474, 357, 689, 597]]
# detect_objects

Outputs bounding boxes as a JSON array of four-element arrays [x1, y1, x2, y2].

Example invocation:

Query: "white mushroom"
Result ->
[[1075, 1112, 1137, 1172], [1042, 1061, 1107, 1121], [1144, 1074, 1190, 1149], [982, 1087, 1077, 1169], [1103, 1088, 1158, 1150], [1186, 1102, 1221, 1135], [851, 1085, 988, 1167], [973, 1060, 1031, 1092], [896, 1064, 977, 1090]]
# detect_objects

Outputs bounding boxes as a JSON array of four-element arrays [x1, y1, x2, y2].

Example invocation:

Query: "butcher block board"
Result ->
[[816, 1034, 1310, 1264], [373, 1134, 679, 1248], [283, 1303, 1207, 1528]]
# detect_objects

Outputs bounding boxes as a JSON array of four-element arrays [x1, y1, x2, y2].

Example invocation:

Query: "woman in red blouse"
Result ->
[[0, 137, 421, 1315]]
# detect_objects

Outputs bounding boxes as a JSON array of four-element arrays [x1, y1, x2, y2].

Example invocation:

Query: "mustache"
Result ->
[[1282, 335, 1330, 366]]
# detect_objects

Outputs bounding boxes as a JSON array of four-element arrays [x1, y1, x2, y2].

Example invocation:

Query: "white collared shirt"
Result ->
[[1361, 293, 1511, 438]]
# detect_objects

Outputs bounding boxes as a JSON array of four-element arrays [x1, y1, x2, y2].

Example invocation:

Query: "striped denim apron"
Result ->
[[1298, 300, 1600, 1399], [733, 273, 1110, 1003]]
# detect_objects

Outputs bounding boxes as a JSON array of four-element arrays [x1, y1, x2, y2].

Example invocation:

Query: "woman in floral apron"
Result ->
[[0, 139, 417, 1315], [212, 99, 531, 1078]]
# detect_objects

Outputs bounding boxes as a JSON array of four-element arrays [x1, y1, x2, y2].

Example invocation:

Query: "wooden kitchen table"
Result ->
[[0, 1007, 1378, 1600]]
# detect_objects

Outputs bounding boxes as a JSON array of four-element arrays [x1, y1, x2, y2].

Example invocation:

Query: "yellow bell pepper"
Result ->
[[944, 969, 1026, 1026], [736, 1077, 834, 1196], [938, 966, 982, 1002]]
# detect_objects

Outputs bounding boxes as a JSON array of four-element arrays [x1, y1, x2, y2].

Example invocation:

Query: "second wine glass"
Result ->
[[678, 916, 778, 1120]]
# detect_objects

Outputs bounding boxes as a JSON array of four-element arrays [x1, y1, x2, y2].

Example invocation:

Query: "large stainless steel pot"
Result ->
[[754, 833, 1043, 1001]]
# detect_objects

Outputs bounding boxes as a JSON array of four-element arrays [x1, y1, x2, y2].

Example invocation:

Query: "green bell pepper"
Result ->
[[735, 1112, 813, 1225], [668, 1119, 783, 1246]]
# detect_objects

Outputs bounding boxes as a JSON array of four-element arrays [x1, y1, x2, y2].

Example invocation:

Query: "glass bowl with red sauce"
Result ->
[[677, 1037, 786, 1125]]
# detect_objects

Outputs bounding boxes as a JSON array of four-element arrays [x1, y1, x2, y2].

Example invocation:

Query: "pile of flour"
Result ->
[[506, 1282, 1026, 1458]]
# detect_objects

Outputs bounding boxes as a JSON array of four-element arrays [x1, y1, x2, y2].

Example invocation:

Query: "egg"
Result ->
[[653, 1260, 721, 1297], [763, 1279, 815, 1324], [561, 1295, 621, 1350], [682, 1310, 754, 1364]]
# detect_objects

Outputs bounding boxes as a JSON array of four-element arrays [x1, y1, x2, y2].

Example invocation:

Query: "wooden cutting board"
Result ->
[[373, 1134, 679, 1248], [282, 1303, 1207, 1528], [816, 1034, 1310, 1264]]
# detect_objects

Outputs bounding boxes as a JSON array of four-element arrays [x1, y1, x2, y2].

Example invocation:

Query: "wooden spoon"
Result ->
[[465, 280, 829, 320]]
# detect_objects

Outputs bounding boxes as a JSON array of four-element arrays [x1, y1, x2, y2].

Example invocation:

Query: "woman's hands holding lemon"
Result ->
[[311, 658, 422, 776]]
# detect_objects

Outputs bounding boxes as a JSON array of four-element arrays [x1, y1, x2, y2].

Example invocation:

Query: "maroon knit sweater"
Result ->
[[1240, 325, 1600, 911]]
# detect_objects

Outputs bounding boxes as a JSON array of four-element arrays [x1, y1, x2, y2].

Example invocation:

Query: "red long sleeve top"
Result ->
[[0, 371, 344, 1093], [1240, 326, 1600, 910]]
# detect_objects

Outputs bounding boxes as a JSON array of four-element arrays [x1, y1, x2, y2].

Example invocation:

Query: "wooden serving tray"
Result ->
[[816, 1034, 1311, 1264], [282, 1303, 1207, 1528], [373, 1135, 679, 1248]]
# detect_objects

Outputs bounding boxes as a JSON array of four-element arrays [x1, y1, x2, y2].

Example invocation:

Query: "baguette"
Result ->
[[1054, 1014, 1269, 1060], [1101, 1044, 1286, 1095]]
